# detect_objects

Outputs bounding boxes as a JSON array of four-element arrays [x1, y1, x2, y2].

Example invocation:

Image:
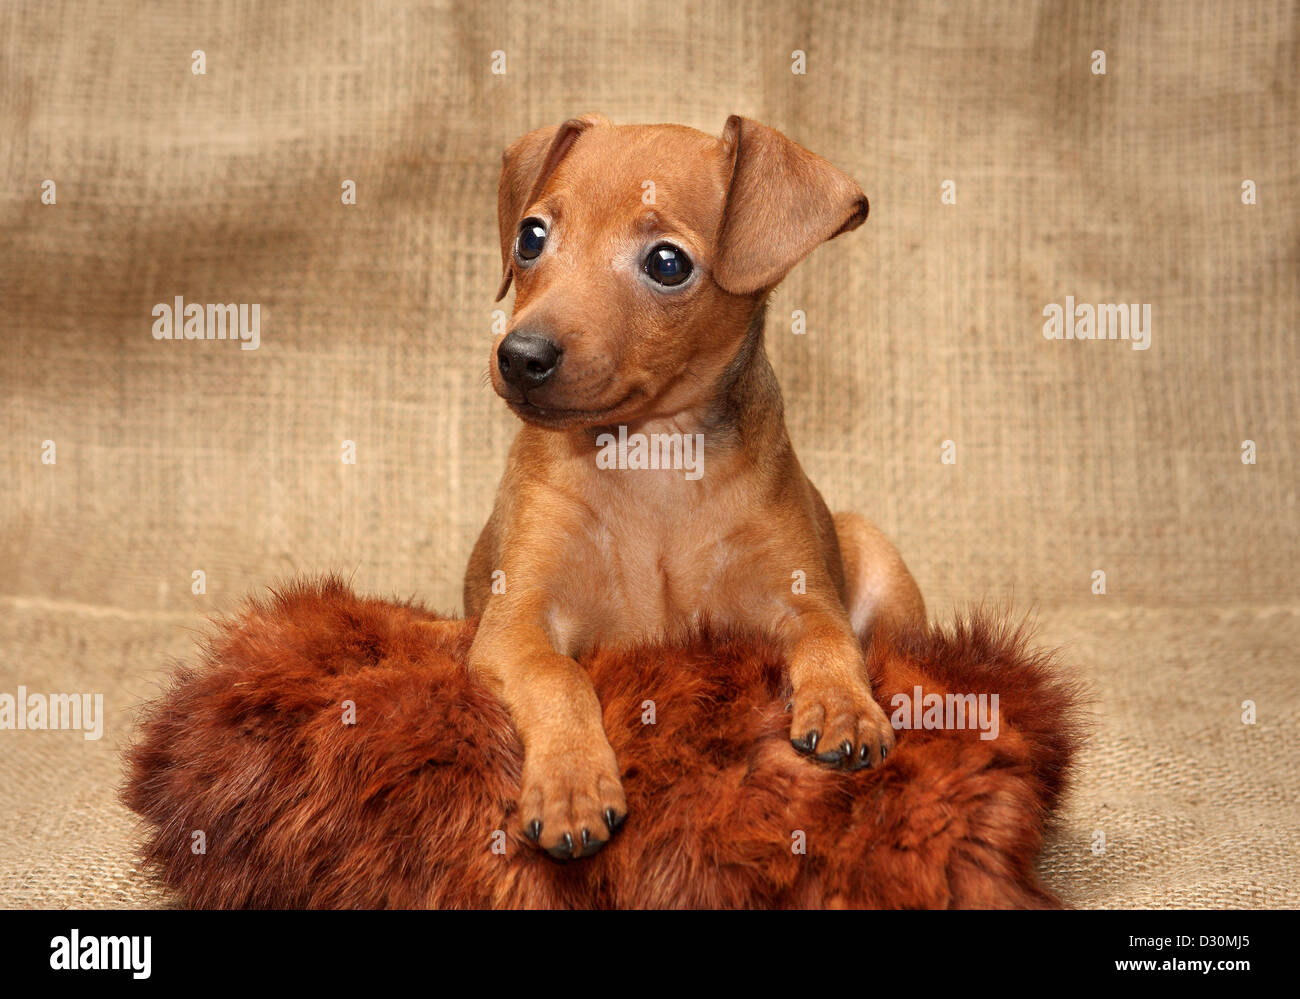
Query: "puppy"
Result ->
[[465, 114, 924, 860]]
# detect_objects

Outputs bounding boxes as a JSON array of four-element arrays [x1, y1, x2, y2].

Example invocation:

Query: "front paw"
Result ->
[[789, 678, 895, 770], [518, 742, 627, 861]]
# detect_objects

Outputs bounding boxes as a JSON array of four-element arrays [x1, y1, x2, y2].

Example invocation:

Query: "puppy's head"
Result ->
[[489, 114, 868, 429]]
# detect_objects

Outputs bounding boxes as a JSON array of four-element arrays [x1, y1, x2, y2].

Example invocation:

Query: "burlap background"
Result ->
[[1, 0, 1296, 908]]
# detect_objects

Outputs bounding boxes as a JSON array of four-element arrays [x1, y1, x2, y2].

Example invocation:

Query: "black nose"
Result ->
[[497, 332, 560, 390]]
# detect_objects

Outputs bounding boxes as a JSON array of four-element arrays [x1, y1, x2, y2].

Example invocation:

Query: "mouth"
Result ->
[[506, 394, 635, 429]]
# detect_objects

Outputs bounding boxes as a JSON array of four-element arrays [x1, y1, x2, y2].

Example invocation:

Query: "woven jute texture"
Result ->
[[1, 0, 1296, 907]]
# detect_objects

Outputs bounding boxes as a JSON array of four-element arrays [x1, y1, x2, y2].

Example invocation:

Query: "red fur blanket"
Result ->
[[122, 578, 1082, 908]]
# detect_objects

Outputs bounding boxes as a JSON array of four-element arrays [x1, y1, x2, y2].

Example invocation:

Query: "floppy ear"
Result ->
[[712, 116, 869, 296], [494, 114, 606, 301]]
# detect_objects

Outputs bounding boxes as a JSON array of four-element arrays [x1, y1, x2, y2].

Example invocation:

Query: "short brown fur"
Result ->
[[467, 115, 925, 860]]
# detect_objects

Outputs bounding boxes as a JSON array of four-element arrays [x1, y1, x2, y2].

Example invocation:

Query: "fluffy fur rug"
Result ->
[[122, 578, 1082, 908]]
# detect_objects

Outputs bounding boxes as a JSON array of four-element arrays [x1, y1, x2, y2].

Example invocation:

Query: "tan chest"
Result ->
[[541, 470, 779, 651]]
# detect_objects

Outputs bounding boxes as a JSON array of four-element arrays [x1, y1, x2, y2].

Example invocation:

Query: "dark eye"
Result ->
[[516, 218, 547, 262], [644, 243, 692, 287]]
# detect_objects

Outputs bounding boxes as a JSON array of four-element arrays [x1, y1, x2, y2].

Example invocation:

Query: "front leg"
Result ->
[[469, 601, 627, 860], [781, 603, 895, 770]]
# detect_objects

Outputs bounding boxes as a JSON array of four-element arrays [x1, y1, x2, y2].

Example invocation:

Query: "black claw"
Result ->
[[577, 827, 608, 858], [791, 729, 821, 755], [525, 819, 542, 842], [881, 744, 889, 761], [545, 831, 576, 860], [815, 740, 851, 766], [604, 807, 626, 832], [783, 701, 793, 713]]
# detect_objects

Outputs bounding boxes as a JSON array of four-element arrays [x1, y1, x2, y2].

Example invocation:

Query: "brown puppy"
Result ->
[[465, 114, 925, 860]]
